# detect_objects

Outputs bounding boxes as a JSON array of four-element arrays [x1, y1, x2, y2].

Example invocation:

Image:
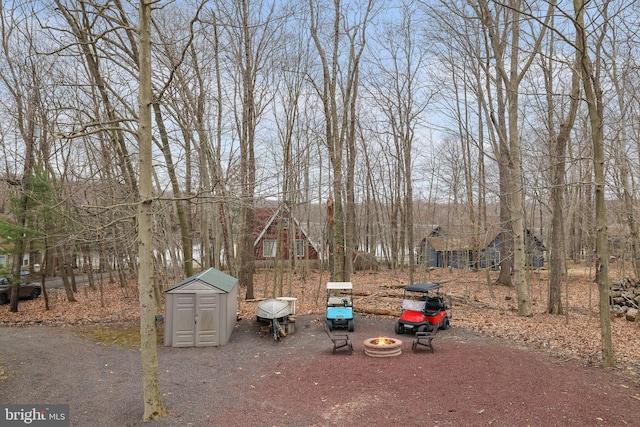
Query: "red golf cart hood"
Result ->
[[400, 310, 427, 323]]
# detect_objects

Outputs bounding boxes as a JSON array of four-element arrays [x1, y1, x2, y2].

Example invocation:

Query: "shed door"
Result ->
[[195, 294, 219, 346], [172, 293, 220, 347], [173, 294, 197, 347]]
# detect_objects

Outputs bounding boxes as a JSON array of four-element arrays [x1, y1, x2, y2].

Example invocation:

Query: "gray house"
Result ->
[[480, 228, 547, 269], [418, 226, 546, 269], [418, 226, 473, 269], [164, 267, 238, 347]]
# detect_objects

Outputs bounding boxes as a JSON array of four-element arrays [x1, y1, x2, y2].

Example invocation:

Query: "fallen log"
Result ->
[[354, 291, 401, 299], [355, 306, 398, 317]]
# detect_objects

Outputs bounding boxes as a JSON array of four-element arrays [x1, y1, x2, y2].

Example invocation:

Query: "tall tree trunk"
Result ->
[[237, 0, 257, 299], [9, 119, 36, 312], [153, 102, 193, 277], [137, 0, 167, 420], [478, 0, 552, 315], [506, 75, 530, 316], [494, 82, 513, 287], [211, 14, 234, 273], [547, 49, 580, 314], [573, 0, 613, 367], [310, 0, 343, 281], [610, 55, 640, 279], [309, 0, 372, 281]]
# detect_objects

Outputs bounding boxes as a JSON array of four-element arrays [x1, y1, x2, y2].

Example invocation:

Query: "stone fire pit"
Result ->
[[363, 336, 403, 357]]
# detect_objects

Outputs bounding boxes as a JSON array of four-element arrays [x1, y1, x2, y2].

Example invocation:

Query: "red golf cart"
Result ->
[[394, 282, 451, 334]]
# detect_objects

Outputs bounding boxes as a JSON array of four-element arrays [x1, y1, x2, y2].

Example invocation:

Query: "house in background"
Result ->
[[480, 228, 547, 269], [253, 206, 321, 268], [418, 226, 473, 269], [418, 226, 546, 269], [0, 234, 38, 275]]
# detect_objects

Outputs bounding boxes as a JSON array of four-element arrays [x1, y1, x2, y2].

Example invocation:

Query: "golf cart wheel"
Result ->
[[417, 324, 428, 333], [442, 317, 450, 330], [394, 321, 404, 334], [30, 288, 41, 300], [0, 293, 7, 305], [326, 319, 333, 331], [347, 319, 354, 332]]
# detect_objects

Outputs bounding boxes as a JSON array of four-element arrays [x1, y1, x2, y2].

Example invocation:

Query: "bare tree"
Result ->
[[150, 5, 208, 278], [0, 2, 48, 311], [472, 0, 552, 316], [572, 0, 613, 367], [544, 29, 581, 315], [271, 22, 310, 293], [136, 0, 167, 420], [604, 19, 640, 280], [367, 1, 431, 281], [54, 1, 138, 195], [210, 0, 282, 299], [308, 0, 376, 281]]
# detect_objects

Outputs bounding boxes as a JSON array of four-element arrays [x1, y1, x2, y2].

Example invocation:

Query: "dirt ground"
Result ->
[[1, 313, 639, 427]]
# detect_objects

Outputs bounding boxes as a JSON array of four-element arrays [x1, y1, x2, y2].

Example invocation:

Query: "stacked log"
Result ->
[[610, 279, 640, 321]]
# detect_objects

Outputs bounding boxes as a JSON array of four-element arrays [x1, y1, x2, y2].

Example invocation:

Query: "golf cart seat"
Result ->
[[328, 296, 352, 307], [421, 297, 445, 316], [425, 296, 446, 311]]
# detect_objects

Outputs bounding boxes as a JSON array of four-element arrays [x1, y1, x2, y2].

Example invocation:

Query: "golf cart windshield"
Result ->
[[402, 283, 442, 311]]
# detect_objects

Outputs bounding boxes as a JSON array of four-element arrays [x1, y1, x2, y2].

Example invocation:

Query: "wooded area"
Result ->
[[1, 0, 638, 404]]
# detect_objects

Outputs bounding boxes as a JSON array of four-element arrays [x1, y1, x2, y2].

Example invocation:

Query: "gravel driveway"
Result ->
[[1, 314, 638, 426]]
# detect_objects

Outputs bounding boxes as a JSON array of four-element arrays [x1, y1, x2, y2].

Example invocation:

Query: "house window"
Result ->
[[294, 240, 305, 257], [22, 253, 29, 267], [491, 251, 500, 269], [263, 240, 277, 258], [0, 255, 5, 267]]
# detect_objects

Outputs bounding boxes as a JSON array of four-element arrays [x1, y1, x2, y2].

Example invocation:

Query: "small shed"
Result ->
[[164, 267, 238, 348]]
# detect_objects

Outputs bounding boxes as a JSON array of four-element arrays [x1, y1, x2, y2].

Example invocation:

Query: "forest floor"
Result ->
[[1, 266, 640, 426], [3, 265, 638, 373]]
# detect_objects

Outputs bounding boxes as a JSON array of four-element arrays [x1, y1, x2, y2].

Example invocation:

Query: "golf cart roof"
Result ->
[[326, 281, 353, 290], [403, 283, 441, 293]]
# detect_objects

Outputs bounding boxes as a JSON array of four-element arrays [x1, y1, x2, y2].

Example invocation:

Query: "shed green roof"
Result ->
[[166, 267, 238, 293]]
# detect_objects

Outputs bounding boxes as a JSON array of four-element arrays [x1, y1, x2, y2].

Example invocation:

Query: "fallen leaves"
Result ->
[[0, 280, 140, 326], [1, 267, 639, 377]]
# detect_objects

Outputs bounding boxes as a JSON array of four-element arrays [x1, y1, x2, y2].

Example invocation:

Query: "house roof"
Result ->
[[253, 206, 320, 254], [426, 236, 473, 252], [422, 225, 546, 252], [166, 267, 238, 293]]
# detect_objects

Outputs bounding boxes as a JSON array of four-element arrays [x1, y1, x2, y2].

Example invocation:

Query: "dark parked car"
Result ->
[[0, 277, 41, 304]]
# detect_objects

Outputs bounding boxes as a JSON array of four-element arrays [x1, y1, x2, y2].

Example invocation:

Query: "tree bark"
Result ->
[[477, 0, 553, 315], [137, 0, 167, 420], [237, 0, 257, 299], [573, 0, 614, 367], [547, 50, 580, 314]]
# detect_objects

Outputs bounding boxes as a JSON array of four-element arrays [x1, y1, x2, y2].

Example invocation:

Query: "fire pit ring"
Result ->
[[363, 337, 403, 357]]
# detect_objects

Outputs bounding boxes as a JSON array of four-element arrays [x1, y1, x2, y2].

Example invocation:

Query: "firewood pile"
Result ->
[[611, 279, 640, 322]]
